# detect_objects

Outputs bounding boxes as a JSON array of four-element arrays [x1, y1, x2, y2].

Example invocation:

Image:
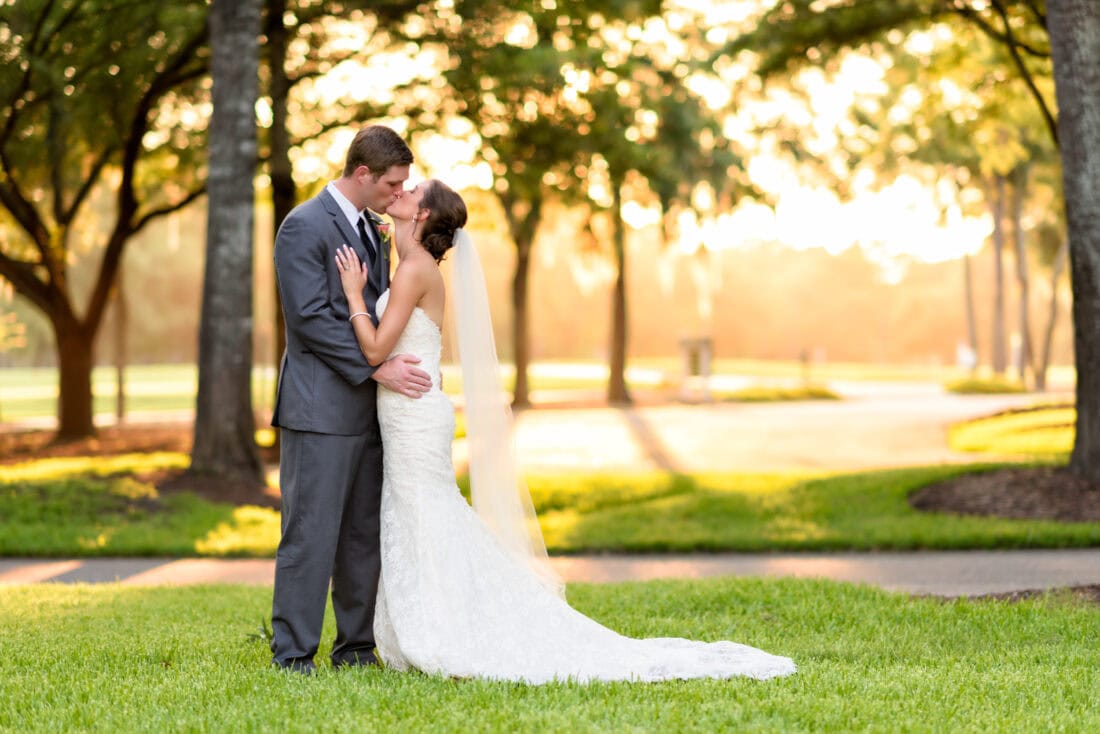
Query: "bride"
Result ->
[[334, 178, 796, 684]]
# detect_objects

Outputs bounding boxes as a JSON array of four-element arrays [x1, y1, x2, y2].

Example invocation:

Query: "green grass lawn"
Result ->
[[945, 375, 1028, 394], [4, 454, 1099, 557], [1, 580, 1096, 732], [714, 384, 841, 402], [948, 405, 1074, 458]]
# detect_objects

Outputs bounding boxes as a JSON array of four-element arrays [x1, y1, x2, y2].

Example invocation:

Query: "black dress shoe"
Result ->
[[332, 649, 379, 669], [273, 657, 316, 675]]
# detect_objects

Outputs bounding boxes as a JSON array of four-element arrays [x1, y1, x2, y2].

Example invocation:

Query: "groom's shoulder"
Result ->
[[289, 190, 333, 220], [278, 191, 333, 232]]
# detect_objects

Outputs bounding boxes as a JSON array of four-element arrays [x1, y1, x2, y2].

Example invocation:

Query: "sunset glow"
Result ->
[[282, 0, 991, 279]]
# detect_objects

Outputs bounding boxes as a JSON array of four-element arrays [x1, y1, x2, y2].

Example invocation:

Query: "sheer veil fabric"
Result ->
[[371, 229, 796, 683], [451, 229, 565, 598]]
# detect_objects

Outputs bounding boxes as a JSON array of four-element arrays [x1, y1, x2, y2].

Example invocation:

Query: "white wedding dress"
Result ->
[[372, 290, 796, 683]]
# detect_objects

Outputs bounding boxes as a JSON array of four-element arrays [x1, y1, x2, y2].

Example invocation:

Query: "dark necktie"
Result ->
[[357, 216, 377, 270]]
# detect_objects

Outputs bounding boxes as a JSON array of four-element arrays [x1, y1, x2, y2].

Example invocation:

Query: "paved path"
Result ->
[[6, 381, 1066, 475], [4, 549, 1099, 597], [509, 384, 1059, 474]]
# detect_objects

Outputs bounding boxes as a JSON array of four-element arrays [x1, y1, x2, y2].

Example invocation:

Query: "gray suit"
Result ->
[[270, 188, 390, 667]]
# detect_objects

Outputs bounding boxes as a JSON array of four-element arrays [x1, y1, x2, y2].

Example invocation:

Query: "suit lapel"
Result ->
[[319, 189, 368, 262], [319, 189, 378, 302]]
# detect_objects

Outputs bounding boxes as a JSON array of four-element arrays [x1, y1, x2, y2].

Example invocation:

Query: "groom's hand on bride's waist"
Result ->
[[373, 354, 432, 398]]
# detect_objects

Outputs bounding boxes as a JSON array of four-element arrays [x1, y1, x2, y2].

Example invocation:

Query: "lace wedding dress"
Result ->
[[372, 290, 796, 684]]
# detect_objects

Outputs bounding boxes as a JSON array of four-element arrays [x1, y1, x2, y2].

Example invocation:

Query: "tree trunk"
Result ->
[[113, 269, 127, 423], [266, 0, 293, 453], [1048, 0, 1100, 480], [963, 253, 979, 374], [502, 192, 541, 410], [990, 174, 1008, 375], [608, 178, 632, 405], [190, 0, 263, 483], [511, 236, 533, 409], [1011, 163, 1035, 385], [54, 318, 95, 441], [1036, 239, 1069, 392]]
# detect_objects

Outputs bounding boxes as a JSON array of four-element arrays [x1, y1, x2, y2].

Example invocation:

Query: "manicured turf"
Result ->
[[1, 580, 1096, 732], [948, 405, 1074, 457], [715, 384, 840, 402], [3, 455, 1098, 557], [945, 376, 1027, 394]]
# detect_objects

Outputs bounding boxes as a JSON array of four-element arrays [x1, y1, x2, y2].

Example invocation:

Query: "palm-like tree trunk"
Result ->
[[266, 0, 294, 453], [502, 191, 542, 410], [1036, 240, 1069, 392], [990, 174, 1009, 375], [963, 253, 979, 373], [190, 0, 263, 483], [1049, 0, 1100, 480], [1011, 163, 1035, 384], [608, 175, 631, 405]]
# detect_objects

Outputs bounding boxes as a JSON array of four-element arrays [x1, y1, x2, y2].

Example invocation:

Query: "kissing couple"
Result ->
[[269, 124, 796, 683]]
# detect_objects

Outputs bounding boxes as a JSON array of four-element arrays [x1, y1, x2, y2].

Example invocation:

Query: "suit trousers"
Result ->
[[270, 427, 384, 665]]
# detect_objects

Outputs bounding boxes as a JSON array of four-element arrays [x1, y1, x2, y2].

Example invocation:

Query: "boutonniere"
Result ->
[[376, 222, 392, 260]]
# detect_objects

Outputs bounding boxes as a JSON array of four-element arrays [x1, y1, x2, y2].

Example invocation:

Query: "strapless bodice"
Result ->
[[375, 290, 443, 386]]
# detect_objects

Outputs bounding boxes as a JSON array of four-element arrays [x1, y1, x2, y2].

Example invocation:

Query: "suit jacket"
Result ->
[[272, 188, 391, 435]]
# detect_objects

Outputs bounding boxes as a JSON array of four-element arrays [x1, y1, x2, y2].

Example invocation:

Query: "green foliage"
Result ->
[[1, 581, 1098, 731], [0, 0, 209, 252], [4, 458, 1099, 557]]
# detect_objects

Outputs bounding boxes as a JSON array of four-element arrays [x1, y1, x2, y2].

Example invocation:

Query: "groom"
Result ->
[[270, 125, 432, 673]]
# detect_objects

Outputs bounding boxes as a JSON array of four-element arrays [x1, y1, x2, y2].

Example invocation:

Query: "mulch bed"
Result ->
[[0, 424, 194, 462], [0, 424, 281, 508], [921, 584, 1100, 607], [958, 585, 1100, 605], [909, 465, 1100, 523]]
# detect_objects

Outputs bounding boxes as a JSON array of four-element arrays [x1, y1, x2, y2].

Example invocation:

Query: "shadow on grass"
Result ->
[[536, 464, 1100, 554], [0, 453, 279, 558]]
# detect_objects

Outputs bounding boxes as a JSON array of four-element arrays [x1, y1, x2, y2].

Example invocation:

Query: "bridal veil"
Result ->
[[451, 230, 565, 598]]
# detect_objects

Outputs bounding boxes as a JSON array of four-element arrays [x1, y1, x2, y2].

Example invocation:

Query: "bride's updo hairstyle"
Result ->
[[419, 180, 468, 262]]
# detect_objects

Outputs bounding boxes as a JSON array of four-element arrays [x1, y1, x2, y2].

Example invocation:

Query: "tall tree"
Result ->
[[1048, 0, 1100, 480], [580, 38, 738, 403], [190, 0, 263, 482], [0, 0, 207, 439], [394, 0, 660, 408]]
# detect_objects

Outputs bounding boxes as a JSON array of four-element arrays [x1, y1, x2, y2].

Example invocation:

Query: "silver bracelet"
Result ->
[[349, 311, 370, 322]]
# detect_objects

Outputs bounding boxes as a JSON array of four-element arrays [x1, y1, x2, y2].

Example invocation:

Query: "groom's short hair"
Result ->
[[344, 125, 414, 178]]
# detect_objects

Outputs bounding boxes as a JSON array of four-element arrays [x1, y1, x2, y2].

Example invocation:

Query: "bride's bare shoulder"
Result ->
[[393, 252, 441, 288]]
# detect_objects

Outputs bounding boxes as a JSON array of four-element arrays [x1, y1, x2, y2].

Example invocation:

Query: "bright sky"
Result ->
[[283, 2, 992, 284]]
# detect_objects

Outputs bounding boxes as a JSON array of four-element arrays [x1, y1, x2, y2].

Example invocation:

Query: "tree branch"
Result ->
[[0, 250, 51, 313], [117, 27, 208, 231], [0, 176, 51, 264], [132, 184, 206, 233], [1019, 0, 1046, 29], [988, 0, 1059, 147], [61, 146, 117, 226], [91, 23, 208, 332], [948, 0, 1050, 58]]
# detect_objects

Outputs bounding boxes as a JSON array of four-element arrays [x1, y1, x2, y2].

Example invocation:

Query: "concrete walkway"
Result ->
[[4, 549, 1100, 597], [511, 385, 1058, 474]]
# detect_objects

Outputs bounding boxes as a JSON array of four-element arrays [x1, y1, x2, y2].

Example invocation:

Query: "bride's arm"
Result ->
[[336, 245, 429, 365]]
